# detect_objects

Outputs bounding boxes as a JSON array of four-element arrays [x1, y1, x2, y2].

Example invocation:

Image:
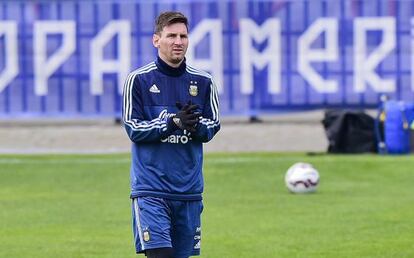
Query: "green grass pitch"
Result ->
[[1, 153, 413, 258]]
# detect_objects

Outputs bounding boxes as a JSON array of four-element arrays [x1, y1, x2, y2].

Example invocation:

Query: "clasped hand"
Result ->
[[173, 101, 200, 133]]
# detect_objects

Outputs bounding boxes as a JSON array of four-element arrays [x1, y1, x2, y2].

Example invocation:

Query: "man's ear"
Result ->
[[153, 34, 160, 48]]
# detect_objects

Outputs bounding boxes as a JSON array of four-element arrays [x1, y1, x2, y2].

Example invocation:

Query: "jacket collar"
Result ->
[[155, 56, 186, 77]]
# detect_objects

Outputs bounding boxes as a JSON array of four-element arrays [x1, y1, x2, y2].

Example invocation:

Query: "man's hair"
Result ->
[[154, 11, 188, 35]]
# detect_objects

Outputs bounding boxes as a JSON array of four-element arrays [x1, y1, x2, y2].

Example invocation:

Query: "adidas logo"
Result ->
[[149, 84, 160, 93]]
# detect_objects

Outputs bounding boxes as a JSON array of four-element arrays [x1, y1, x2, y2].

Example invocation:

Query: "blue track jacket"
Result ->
[[123, 57, 220, 200]]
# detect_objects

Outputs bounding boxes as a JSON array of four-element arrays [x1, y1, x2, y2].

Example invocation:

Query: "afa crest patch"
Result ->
[[189, 81, 198, 96], [143, 230, 150, 242]]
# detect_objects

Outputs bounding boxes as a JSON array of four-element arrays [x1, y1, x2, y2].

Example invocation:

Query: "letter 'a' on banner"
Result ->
[[186, 19, 224, 94], [90, 20, 131, 96]]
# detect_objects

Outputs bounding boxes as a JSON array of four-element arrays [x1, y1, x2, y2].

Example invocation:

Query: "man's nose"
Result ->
[[174, 36, 183, 45]]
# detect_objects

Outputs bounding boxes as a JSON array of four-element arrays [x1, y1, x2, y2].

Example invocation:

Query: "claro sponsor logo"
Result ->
[[161, 134, 190, 144], [159, 109, 192, 144], [158, 109, 175, 120]]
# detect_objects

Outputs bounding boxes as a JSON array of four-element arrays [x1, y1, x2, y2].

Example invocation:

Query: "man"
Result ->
[[122, 11, 220, 258]]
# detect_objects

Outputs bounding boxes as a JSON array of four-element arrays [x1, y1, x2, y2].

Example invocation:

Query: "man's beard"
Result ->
[[170, 56, 184, 64]]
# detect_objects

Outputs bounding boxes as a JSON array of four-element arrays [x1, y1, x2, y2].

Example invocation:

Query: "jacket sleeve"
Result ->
[[122, 73, 177, 143], [192, 78, 221, 143]]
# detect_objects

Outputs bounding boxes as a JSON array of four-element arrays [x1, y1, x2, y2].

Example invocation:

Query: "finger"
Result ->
[[186, 113, 199, 120], [182, 103, 190, 111], [186, 104, 199, 113], [182, 100, 194, 112], [185, 119, 199, 125]]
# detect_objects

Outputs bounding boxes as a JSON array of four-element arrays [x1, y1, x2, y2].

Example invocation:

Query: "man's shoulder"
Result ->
[[129, 62, 158, 77], [185, 65, 213, 82]]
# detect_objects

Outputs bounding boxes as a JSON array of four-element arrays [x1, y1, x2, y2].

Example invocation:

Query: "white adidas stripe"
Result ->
[[186, 66, 220, 124], [123, 63, 163, 131], [123, 63, 157, 125], [133, 199, 145, 250], [125, 63, 157, 122]]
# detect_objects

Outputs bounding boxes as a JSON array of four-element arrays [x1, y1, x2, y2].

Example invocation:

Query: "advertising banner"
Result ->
[[0, 0, 412, 117]]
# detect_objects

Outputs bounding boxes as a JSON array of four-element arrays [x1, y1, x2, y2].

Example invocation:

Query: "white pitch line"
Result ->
[[0, 158, 130, 165]]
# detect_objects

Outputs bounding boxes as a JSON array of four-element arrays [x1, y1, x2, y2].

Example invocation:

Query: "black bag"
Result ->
[[322, 110, 377, 153]]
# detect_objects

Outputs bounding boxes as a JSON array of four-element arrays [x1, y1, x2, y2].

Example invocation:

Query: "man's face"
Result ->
[[153, 23, 189, 66]]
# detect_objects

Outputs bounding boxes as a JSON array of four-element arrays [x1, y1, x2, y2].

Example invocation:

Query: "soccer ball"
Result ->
[[285, 162, 320, 193]]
